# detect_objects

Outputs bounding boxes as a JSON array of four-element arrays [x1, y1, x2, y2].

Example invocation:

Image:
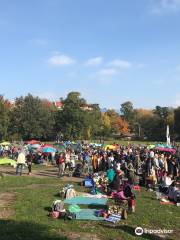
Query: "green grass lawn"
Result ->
[[0, 176, 179, 240]]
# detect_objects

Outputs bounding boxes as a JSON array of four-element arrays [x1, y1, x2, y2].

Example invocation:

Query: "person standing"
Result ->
[[26, 152, 33, 175], [126, 160, 135, 185], [56, 153, 65, 177], [65, 151, 71, 172], [16, 150, 26, 176], [92, 153, 98, 173]]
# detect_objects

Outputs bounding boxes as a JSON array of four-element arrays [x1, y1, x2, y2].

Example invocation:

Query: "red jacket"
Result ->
[[57, 157, 64, 165]]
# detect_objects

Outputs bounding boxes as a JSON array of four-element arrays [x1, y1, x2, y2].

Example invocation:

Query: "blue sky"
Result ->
[[0, 0, 180, 109]]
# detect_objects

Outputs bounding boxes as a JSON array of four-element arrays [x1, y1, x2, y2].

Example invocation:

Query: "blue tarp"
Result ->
[[64, 196, 107, 205], [75, 209, 104, 221]]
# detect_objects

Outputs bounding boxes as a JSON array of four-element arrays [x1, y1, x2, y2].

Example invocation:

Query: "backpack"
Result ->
[[52, 200, 64, 212], [50, 211, 60, 219], [64, 210, 76, 220]]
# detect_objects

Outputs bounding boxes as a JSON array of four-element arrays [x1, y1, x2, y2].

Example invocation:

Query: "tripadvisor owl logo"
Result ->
[[135, 227, 144, 236]]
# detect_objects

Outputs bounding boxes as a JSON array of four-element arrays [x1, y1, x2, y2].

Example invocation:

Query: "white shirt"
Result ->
[[17, 152, 26, 164], [65, 153, 70, 163], [154, 158, 159, 168], [150, 151, 154, 158], [116, 163, 121, 171]]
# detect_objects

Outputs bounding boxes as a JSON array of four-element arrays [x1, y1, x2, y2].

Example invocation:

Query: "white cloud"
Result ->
[[48, 53, 76, 66], [98, 68, 118, 76], [85, 56, 103, 66], [151, 0, 180, 14], [109, 59, 132, 69]]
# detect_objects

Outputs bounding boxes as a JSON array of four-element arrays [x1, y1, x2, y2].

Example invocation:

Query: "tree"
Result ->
[[134, 108, 154, 138], [120, 101, 135, 130], [85, 104, 102, 139], [0, 95, 10, 140], [9, 94, 55, 140], [55, 92, 88, 140], [174, 107, 180, 140], [152, 106, 174, 141], [100, 112, 111, 138], [113, 117, 129, 135], [105, 109, 129, 136]]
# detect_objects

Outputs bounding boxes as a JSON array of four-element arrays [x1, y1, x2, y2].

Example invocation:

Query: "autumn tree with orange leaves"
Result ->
[[105, 109, 129, 136], [113, 117, 129, 135]]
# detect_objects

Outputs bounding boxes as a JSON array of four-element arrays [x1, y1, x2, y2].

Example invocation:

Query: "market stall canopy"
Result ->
[[147, 144, 155, 149], [69, 143, 82, 152], [42, 147, 57, 153], [42, 144, 54, 148], [0, 158, 16, 167], [0, 141, 11, 146], [155, 147, 176, 154], [26, 140, 41, 145], [104, 145, 118, 151], [53, 143, 66, 152], [30, 144, 41, 149], [155, 143, 173, 149], [90, 143, 103, 148]]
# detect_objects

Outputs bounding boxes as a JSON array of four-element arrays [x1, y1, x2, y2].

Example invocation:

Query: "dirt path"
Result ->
[[0, 192, 16, 219], [0, 166, 83, 183]]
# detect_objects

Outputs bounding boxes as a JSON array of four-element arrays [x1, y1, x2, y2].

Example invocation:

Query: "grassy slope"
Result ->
[[0, 176, 179, 240]]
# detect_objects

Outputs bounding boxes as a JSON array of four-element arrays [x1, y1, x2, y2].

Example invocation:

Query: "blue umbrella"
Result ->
[[42, 147, 57, 153]]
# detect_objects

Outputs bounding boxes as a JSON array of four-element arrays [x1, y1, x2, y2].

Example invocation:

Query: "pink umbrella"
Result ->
[[155, 147, 176, 154]]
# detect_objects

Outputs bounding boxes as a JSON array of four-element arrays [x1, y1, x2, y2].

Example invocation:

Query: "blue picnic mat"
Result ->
[[64, 196, 107, 205], [75, 209, 104, 221]]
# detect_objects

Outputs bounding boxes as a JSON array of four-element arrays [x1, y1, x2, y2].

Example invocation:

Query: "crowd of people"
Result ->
[[0, 141, 180, 215], [1, 142, 179, 189]]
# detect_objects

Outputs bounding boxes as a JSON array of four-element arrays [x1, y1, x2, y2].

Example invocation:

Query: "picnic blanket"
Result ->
[[64, 196, 107, 205], [81, 193, 107, 198], [75, 209, 104, 221]]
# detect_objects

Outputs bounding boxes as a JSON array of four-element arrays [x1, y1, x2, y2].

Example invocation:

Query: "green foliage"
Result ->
[[0, 95, 10, 141], [9, 94, 55, 140], [0, 91, 179, 141], [133, 106, 175, 141], [151, 106, 174, 140], [174, 107, 180, 140], [120, 101, 135, 123], [56, 92, 89, 140]]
